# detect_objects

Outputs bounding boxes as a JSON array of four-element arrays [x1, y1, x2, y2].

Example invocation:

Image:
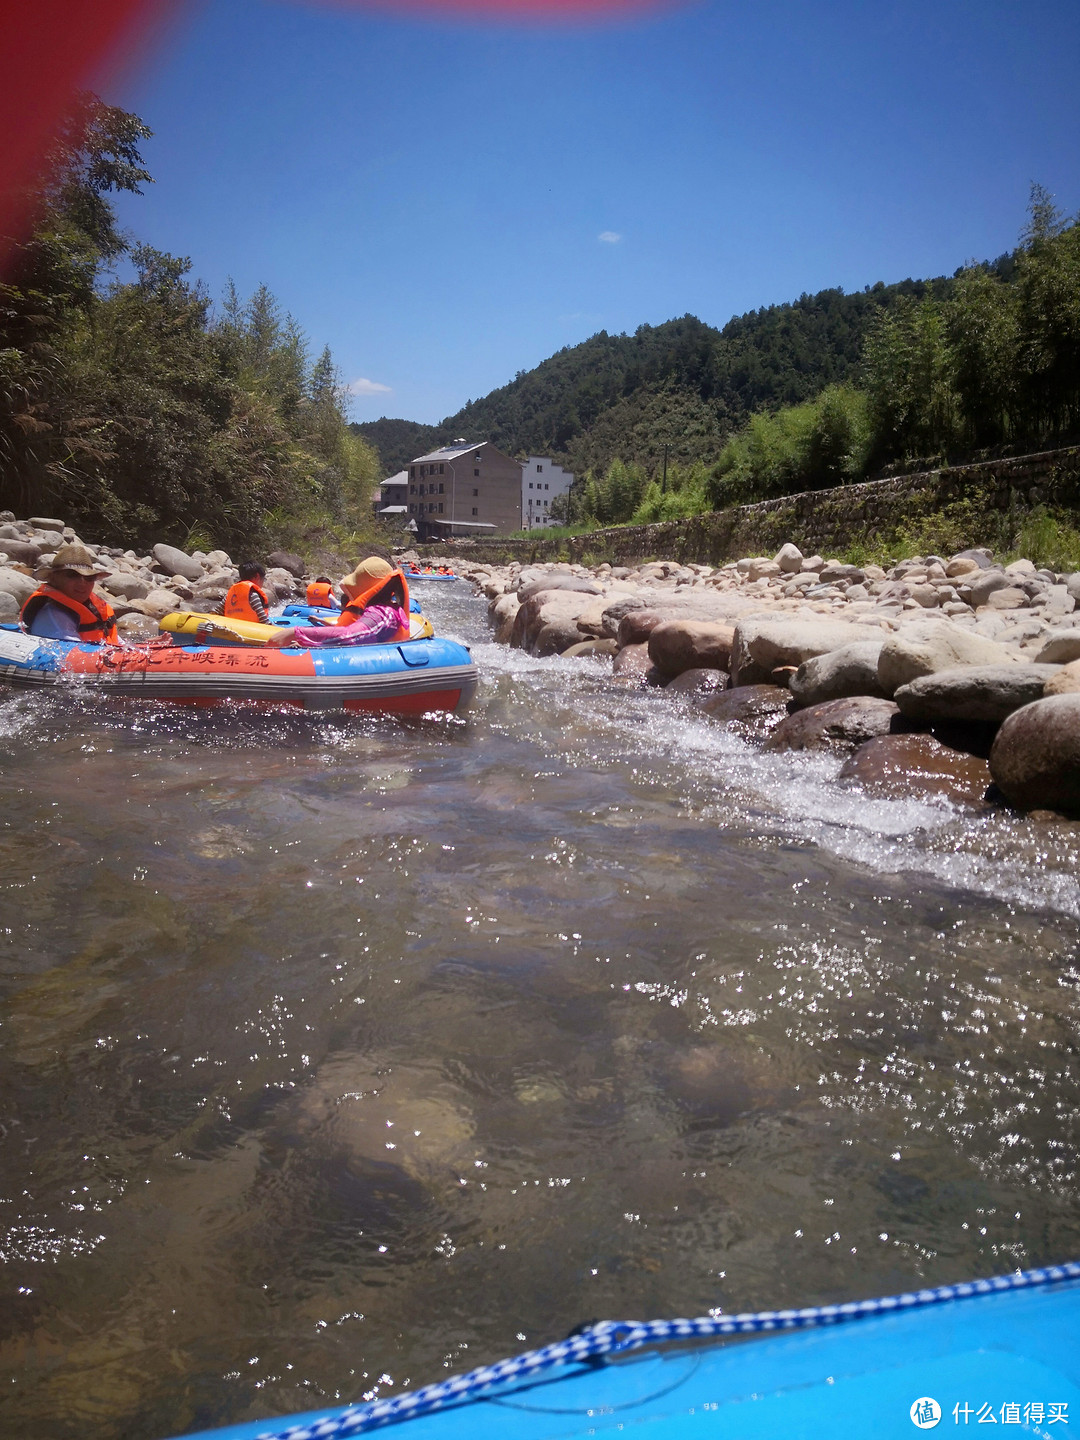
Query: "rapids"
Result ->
[[1, 581, 1079, 1439]]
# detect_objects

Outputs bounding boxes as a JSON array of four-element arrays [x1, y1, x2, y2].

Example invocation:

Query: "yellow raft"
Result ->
[[160, 610, 436, 645]]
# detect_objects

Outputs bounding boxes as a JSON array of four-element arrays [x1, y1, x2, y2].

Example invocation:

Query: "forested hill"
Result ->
[[355, 274, 955, 476]]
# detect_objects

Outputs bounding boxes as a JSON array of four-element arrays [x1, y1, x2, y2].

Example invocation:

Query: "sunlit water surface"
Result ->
[[2, 583, 1080, 1439]]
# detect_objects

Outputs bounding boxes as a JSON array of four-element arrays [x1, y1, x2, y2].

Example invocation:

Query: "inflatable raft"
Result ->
[[0, 624, 477, 714], [168, 1261, 1080, 1440], [161, 608, 436, 645], [403, 567, 458, 582]]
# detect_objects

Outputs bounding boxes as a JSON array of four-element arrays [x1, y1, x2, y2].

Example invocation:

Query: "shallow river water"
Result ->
[[2, 582, 1080, 1439]]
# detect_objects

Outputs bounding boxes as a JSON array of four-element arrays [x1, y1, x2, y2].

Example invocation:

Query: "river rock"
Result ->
[[115, 611, 160, 640], [131, 587, 188, 620], [648, 620, 736, 678], [893, 664, 1061, 724], [877, 620, 1018, 695], [989, 694, 1080, 814], [774, 543, 803, 573], [0, 569, 37, 604], [267, 550, 305, 578], [0, 592, 19, 619], [699, 684, 791, 738], [519, 575, 602, 602], [511, 589, 597, 651], [664, 667, 729, 697], [1035, 632, 1080, 665], [28, 516, 66, 531], [101, 572, 151, 601], [1044, 660, 1080, 696], [789, 639, 888, 707], [764, 696, 900, 753], [958, 569, 1012, 608], [730, 619, 870, 687], [562, 638, 617, 658], [839, 733, 992, 806], [611, 642, 652, 682], [616, 609, 668, 647], [0, 539, 45, 565], [152, 543, 204, 582]]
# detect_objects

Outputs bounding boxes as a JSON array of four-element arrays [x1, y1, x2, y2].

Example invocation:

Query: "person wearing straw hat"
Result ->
[[265, 557, 411, 648], [20, 542, 119, 643]]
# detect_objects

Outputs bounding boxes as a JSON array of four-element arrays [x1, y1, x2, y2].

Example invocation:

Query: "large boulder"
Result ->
[[1044, 660, 1080, 696], [128, 588, 190, 620], [989, 695, 1080, 814], [1036, 631, 1080, 665], [561, 638, 617, 658], [510, 589, 597, 652], [101, 572, 150, 601], [764, 697, 900, 753], [648, 620, 735, 678], [789, 639, 888, 708], [774, 543, 803, 573], [839, 733, 991, 807], [877, 620, 1018, 695], [893, 664, 1061, 724], [0, 539, 44, 565], [0, 568, 37, 605], [617, 608, 668, 647], [611, 642, 653, 683], [664, 667, 729, 698], [0, 591, 19, 619], [958, 569, 1012, 608], [152, 543, 204, 582], [518, 575, 602, 602], [699, 684, 791, 739], [267, 550, 305, 578], [730, 619, 871, 687]]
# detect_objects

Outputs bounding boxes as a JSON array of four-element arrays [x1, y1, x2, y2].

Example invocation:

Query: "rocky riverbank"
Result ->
[[0, 512, 310, 635], [453, 543, 1080, 817]]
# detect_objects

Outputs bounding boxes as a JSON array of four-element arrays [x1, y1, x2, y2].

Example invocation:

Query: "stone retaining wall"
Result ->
[[422, 446, 1080, 568]]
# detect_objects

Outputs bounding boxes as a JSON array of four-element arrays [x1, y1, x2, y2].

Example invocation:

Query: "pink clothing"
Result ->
[[289, 603, 409, 648]]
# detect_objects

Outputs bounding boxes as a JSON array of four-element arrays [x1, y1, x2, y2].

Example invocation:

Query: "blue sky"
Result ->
[[107, 0, 1080, 429]]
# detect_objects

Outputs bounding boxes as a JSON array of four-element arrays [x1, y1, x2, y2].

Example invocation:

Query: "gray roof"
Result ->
[[378, 505, 408, 514], [411, 442, 484, 465], [381, 470, 409, 487]]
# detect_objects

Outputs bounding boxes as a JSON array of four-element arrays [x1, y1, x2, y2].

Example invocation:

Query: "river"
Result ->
[[2, 580, 1079, 1439]]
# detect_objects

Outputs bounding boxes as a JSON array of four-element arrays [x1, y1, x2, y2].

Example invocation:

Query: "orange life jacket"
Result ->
[[306, 581, 336, 608], [223, 580, 269, 624], [20, 584, 118, 644], [337, 568, 411, 642]]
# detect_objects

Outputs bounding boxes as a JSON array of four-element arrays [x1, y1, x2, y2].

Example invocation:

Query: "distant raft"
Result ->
[[403, 567, 458, 582], [0, 624, 477, 714]]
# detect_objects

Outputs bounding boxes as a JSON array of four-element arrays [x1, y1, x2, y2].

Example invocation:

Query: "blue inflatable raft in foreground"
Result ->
[[171, 1262, 1080, 1439]]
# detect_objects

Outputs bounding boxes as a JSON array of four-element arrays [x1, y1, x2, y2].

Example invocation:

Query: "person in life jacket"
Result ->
[[223, 562, 270, 623], [305, 576, 339, 609], [266, 557, 411, 649], [21, 542, 119, 643]]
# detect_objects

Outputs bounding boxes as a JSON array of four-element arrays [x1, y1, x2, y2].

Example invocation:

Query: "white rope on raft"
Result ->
[[238, 1260, 1080, 1440]]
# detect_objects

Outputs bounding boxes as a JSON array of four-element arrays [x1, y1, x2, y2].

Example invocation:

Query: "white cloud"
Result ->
[[348, 377, 392, 396], [598, 231, 622, 244]]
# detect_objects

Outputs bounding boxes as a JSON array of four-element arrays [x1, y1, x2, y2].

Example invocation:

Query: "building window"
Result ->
[[474, 469, 479, 477], [439, 464, 445, 473], [537, 464, 543, 472], [471, 507, 478, 516], [472, 488, 479, 497], [439, 503, 444, 513], [545, 483, 549, 490], [528, 482, 533, 489], [439, 483, 444, 493]]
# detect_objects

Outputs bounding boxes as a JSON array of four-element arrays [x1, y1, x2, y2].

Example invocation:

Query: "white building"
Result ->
[[520, 456, 574, 530], [374, 470, 409, 526]]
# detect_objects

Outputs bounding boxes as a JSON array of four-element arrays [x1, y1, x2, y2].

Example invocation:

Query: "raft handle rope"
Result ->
[[244, 1260, 1080, 1440]]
